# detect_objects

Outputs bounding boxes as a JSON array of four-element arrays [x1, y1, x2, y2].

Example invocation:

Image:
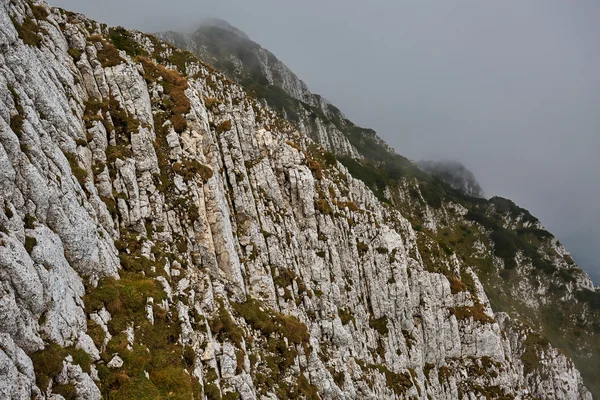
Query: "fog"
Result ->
[[50, 0, 600, 284]]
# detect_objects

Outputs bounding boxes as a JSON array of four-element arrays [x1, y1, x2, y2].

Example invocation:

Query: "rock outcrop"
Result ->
[[0, 1, 597, 399]]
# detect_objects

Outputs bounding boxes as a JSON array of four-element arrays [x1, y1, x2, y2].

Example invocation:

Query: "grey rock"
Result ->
[[0, 2, 594, 399], [107, 355, 123, 369]]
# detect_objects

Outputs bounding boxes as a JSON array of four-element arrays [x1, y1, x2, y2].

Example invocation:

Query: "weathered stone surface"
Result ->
[[0, 1, 595, 399], [107, 355, 123, 369]]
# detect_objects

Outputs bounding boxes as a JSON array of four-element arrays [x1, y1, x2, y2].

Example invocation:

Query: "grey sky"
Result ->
[[50, 0, 600, 284]]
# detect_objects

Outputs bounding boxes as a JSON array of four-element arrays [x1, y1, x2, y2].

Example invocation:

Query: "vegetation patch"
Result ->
[[490, 197, 538, 224], [144, 34, 197, 75], [296, 374, 321, 400], [53, 383, 77, 399], [24, 235, 37, 254], [575, 289, 600, 311], [67, 47, 82, 62], [139, 56, 191, 133], [3, 202, 13, 219], [83, 98, 139, 168], [11, 15, 46, 47], [30, 3, 49, 20], [209, 302, 244, 347], [466, 209, 557, 274], [424, 362, 435, 378], [306, 159, 322, 180], [448, 275, 467, 294], [338, 308, 355, 326], [314, 197, 333, 216], [272, 267, 308, 301], [521, 332, 549, 375], [82, 255, 201, 399], [96, 41, 125, 67], [204, 97, 220, 110], [233, 297, 309, 345], [64, 152, 87, 185], [438, 365, 452, 385], [358, 361, 413, 396], [84, 273, 165, 333], [336, 200, 359, 212], [173, 159, 213, 182], [338, 156, 387, 202], [369, 317, 389, 335], [87, 319, 106, 348], [108, 27, 147, 57], [356, 241, 369, 257], [8, 85, 25, 137], [401, 329, 416, 351], [216, 120, 232, 134], [449, 304, 494, 324], [24, 214, 36, 229], [29, 343, 92, 392]]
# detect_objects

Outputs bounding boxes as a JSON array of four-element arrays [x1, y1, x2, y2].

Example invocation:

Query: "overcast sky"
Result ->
[[50, 0, 600, 284]]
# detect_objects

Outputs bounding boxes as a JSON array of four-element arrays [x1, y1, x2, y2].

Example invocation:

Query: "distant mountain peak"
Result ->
[[198, 18, 249, 40], [417, 159, 485, 198]]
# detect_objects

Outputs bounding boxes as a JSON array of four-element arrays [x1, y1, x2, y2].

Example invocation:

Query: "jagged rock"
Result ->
[[107, 355, 123, 369], [56, 359, 101, 400], [220, 342, 237, 379], [75, 334, 100, 362], [0, 333, 35, 399]]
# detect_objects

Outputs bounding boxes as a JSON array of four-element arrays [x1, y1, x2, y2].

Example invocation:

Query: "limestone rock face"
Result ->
[[0, 1, 596, 399]]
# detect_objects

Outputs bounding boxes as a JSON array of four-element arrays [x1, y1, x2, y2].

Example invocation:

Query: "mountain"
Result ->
[[160, 22, 600, 397], [0, 1, 598, 399], [157, 23, 384, 159], [417, 160, 484, 198]]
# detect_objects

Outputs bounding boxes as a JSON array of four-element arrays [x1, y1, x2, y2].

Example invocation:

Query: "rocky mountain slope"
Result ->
[[157, 22, 383, 159], [161, 21, 600, 398], [0, 1, 597, 399]]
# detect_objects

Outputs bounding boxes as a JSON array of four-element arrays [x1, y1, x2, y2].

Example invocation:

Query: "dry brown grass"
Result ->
[[306, 159, 322, 180], [448, 275, 468, 294], [139, 56, 190, 133], [449, 303, 494, 323], [204, 97, 219, 109], [97, 42, 124, 67], [216, 119, 232, 134], [172, 159, 213, 182], [337, 201, 359, 212]]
